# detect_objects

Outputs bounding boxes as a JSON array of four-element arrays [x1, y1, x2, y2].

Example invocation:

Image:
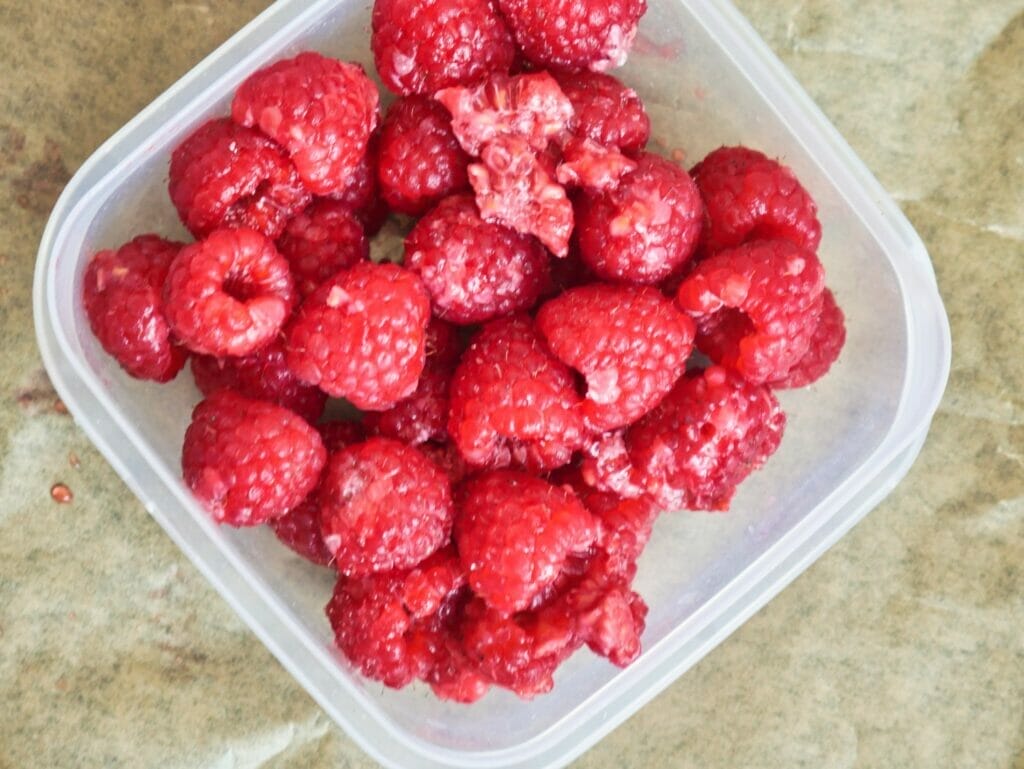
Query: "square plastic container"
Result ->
[[34, 1, 951, 766]]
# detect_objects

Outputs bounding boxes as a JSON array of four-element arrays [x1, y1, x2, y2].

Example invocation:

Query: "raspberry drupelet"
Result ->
[[275, 199, 368, 297]]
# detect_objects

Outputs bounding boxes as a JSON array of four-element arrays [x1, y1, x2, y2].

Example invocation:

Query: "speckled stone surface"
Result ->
[[1, 1, 1021, 767]]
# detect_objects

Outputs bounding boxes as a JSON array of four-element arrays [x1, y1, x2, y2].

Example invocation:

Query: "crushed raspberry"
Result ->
[[676, 239, 826, 384], [576, 152, 703, 284], [275, 199, 368, 297], [456, 470, 597, 612], [168, 118, 311, 240], [164, 228, 296, 357], [182, 390, 326, 526], [770, 288, 846, 388], [498, 0, 646, 73], [269, 494, 333, 567], [190, 340, 327, 424], [556, 137, 638, 194], [691, 146, 821, 255], [537, 284, 695, 431], [371, 0, 515, 96], [436, 71, 574, 156], [469, 137, 574, 256], [377, 96, 470, 216], [82, 235, 188, 382], [448, 315, 587, 471], [404, 194, 550, 324], [232, 52, 380, 196], [320, 438, 453, 575], [317, 420, 367, 454], [285, 262, 430, 409], [556, 71, 650, 153]]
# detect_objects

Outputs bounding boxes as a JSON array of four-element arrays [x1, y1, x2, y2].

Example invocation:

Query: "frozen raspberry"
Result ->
[[557, 71, 650, 153], [317, 420, 367, 453], [455, 470, 597, 612], [377, 96, 470, 216], [585, 367, 786, 511], [577, 152, 703, 284], [232, 52, 380, 196], [182, 390, 326, 526], [498, 0, 646, 72], [320, 438, 453, 575], [364, 365, 450, 446], [404, 195, 549, 324], [676, 239, 826, 384], [371, 0, 515, 96], [190, 340, 327, 424], [164, 228, 296, 357], [269, 494, 332, 567], [537, 284, 695, 431], [402, 546, 467, 619], [770, 288, 846, 388], [168, 118, 312, 240], [436, 72, 574, 156], [469, 137, 574, 256], [82, 235, 188, 382], [448, 316, 587, 471], [275, 200, 368, 297], [419, 441, 471, 485], [691, 146, 821, 255], [285, 262, 430, 409], [556, 137, 638, 193]]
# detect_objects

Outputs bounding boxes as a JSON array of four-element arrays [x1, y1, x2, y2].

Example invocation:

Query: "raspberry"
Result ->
[[436, 71, 574, 156], [371, 0, 515, 96], [320, 438, 453, 575], [691, 146, 821, 255], [448, 316, 587, 471], [182, 390, 326, 526], [82, 235, 188, 382], [377, 96, 470, 216], [404, 195, 550, 324], [285, 262, 430, 409], [275, 199, 368, 297], [455, 470, 597, 612], [556, 137, 638, 193], [190, 340, 327, 424], [676, 239, 826, 384], [269, 494, 332, 567], [468, 137, 574, 257], [556, 71, 650, 153], [770, 288, 846, 389], [232, 52, 380, 196], [168, 118, 311, 240], [498, 0, 647, 73], [164, 228, 296, 357], [317, 420, 367, 454], [576, 152, 703, 284], [537, 284, 695, 431]]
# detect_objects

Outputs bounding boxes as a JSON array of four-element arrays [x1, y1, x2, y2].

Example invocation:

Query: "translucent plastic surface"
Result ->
[[34, 1, 950, 767]]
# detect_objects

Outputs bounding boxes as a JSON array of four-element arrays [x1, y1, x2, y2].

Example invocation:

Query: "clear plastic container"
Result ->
[[33, 0, 951, 766]]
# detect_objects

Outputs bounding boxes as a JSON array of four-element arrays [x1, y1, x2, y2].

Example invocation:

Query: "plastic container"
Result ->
[[33, 0, 951, 766]]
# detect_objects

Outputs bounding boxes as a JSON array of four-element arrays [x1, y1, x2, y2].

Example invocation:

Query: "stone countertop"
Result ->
[[1, 1, 1021, 767]]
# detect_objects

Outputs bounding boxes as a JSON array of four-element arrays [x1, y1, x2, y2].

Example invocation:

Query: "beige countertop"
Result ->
[[1, 1, 1021, 766]]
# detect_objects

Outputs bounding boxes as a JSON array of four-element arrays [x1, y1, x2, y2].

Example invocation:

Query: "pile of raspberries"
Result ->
[[82, 0, 845, 703]]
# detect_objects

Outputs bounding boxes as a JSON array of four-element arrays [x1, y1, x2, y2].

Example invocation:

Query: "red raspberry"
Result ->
[[556, 137, 638, 193], [317, 419, 367, 454], [377, 96, 470, 216], [275, 199, 368, 297], [468, 137, 574, 257], [556, 71, 650, 153], [320, 438, 453, 575], [371, 0, 515, 96], [691, 146, 821, 255], [455, 470, 597, 612], [182, 390, 326, 526], [436, 72, 574, 156], [577, 152, 703, 284], [82, 235, 188, 382], [448, 316, 587, 471], [770, 288, 846, 388], [168, 118, 311, 240], [269, 494, 332, 567], [232, 52, 380, 196], [190, 340, 327, 424], [498, 0, 647, 72], [404, 195, 550, 324], [164, 228, 296, 357], [676, 239, 826, 384], [285, 262, 430, 409]]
